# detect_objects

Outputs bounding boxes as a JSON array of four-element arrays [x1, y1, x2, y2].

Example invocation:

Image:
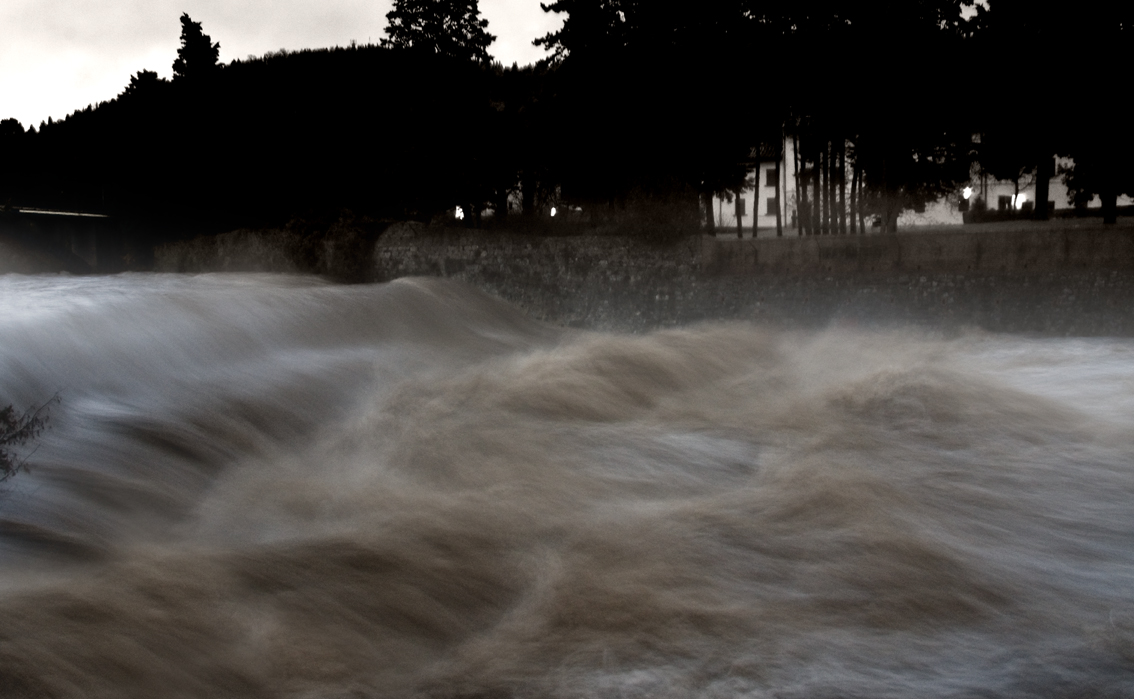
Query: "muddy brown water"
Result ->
[[1, 273, 1133, 698]]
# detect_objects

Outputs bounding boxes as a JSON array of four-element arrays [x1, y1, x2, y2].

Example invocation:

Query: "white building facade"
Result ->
[[708, 143, 1132, 234]]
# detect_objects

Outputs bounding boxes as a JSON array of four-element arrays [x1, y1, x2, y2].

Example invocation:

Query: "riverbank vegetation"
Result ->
[[0, 397, 56, 485], [1, 1, 1131, 237]]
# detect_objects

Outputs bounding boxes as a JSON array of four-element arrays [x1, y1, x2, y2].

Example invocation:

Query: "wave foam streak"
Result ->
[[1, 274, 1133, 698]]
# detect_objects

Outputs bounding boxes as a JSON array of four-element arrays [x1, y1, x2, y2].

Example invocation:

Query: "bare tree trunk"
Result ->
[[799, 125, 809, 235], [775, 153, 783, 237], [1096, 101, 1119, 224], [824, 144, 831, 235], [1102, 191, 1117, 224], [850, 161, 858, 235], [838, 139, 847, 235], [816, 142, 824, 235], [1034, 152, 1052, 220], [859, 179, 867, 234], [792, 128, 802, 236], [821, 141, 830, 234], [495, 189, 510, 223], [881, 154, 897, 234], [521, 178, 536, 218], [830, 140, 838, 233], [702, 191, 715, 234], [736, 190, 743, 238], [858, 165, 867, 234], [1101, 161, 1118, 224], [799, 128, 809, 235], [811, 133, 821, 236]]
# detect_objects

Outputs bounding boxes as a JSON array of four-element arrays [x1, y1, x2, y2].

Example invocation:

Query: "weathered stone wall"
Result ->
[[702, 224, 1134, 275], [372, 224, 702, 328], [136, 220, 1134, 335], [369, 223, 1134, 335], [155, 229, 307, 274]]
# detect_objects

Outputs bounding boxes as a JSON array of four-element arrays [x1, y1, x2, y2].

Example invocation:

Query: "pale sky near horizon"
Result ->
[[1, 0, 562, 130]]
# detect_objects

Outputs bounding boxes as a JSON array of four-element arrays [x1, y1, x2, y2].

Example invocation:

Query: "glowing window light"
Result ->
[[455, 206, 464, 220], [1013, 193, 1027, 210], [963, 186, 973, 200], [550, 207, 557, 217]]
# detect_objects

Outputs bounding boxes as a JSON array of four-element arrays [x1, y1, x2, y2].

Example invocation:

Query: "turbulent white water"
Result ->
[[1, 272, 1133, 699]]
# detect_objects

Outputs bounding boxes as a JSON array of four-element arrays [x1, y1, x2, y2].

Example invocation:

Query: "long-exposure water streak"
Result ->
[[1, 273, 1132, 698]]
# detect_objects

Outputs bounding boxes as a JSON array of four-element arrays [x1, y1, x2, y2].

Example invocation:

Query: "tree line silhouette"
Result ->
[[1, 1, 1131, 235]]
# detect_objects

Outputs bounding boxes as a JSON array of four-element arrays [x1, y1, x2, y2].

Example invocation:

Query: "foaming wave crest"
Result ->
[[1, 273, 1133, 698]]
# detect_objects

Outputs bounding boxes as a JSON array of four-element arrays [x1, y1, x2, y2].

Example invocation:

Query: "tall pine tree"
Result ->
[[172, 13, 221, 81], [381, 0, 496, 63]]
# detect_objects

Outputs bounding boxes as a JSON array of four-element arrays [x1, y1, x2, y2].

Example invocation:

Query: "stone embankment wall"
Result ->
[[703, 223, 1134, 275], [372, 225, 701, 328], [369, 223, 1134, 334], [148, 220, 1134, 335]]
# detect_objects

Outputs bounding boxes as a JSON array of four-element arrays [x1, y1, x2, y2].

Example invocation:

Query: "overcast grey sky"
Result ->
[[1, 0, 561, 129]]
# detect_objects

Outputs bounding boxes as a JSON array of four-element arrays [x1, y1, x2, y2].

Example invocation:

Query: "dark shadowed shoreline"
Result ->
[[488, 268, 1134, 338], [4, 218, 1134, 338]]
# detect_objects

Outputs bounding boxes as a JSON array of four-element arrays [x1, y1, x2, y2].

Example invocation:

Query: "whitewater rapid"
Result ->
[[1, 272, 1133, 698]]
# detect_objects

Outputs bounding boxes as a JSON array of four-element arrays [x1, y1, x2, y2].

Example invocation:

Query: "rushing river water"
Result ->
[[1, 272, 1133, 698]]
